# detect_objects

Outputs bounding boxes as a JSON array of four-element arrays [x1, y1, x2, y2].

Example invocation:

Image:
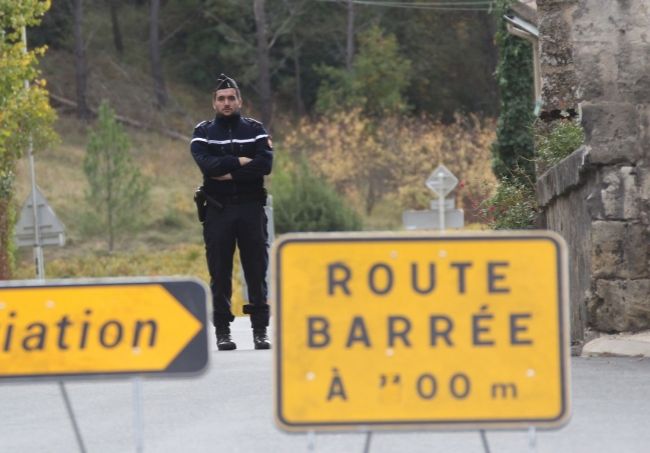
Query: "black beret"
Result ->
[[214, 74, 239, 91]]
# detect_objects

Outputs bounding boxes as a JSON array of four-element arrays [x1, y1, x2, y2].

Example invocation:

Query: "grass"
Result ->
[[12, 108, 250, 313]]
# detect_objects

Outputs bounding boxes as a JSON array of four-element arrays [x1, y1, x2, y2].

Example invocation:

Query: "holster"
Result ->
[[193, 186, 224, 223], [193, 187, 208, 223]]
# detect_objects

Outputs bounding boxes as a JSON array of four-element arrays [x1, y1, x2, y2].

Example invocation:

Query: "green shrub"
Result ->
[[482, 176, 537, 230], [271, 157, 362, 234], [536, 119, 585, 172]]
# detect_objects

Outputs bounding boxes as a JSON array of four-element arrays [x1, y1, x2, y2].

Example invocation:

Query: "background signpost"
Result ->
[[273, 232, 570, 432], [404, 164, 464, 230], [426, 164, 458, 230], [14, 186, 66, 249]]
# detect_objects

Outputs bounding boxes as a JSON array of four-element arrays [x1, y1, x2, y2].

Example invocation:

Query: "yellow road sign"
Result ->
[[273, 232, 570, 431], [0, 278, 209, 378]]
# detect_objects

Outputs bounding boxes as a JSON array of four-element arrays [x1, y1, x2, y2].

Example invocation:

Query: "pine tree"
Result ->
[[84, 101, 149, 251]]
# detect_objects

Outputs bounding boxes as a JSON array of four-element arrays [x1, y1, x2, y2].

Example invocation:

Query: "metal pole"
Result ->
[[133, 377, 144, 453], [28, 141, 44, 278], [479, 430, 491, 453], [21, 27, 44, 280], [438, 194, 445, 231], [362, 431, 372, 453], [307, 430, 316, 452], [528, 426, 537, 452], [23, 25, 85, 453], [58, 381, 88, 453]]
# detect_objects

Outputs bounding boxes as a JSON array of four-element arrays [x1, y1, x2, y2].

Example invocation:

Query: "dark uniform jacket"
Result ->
[[191, 113, 273, 202]]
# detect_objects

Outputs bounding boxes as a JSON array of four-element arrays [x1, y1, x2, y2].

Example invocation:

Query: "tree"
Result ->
[[107, 0, 124, 55], [491, 0, 535, 180], [253, 0, 272, 126], [316, 25, 411, 117], [150, 0, 167, 107], [345, 0, 354, 71], [0, 0, 57, 278], [84, 102, 150, 251], [73, 0, 90, 118], [383, 6, 499, 120]]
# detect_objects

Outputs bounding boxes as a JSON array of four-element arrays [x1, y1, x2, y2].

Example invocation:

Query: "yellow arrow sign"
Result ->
[[0, 278, 208, 378], [273, 231, 570, 431]]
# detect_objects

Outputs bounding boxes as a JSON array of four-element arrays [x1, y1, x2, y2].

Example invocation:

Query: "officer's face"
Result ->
[[213, 88, 242, 117]]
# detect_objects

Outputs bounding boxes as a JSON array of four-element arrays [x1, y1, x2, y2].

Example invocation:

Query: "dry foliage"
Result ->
[[281, 111, 497, 221]]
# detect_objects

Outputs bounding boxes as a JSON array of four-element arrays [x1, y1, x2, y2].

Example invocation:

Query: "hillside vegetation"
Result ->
[[10, 2, 502, 313], [13, 111, 207, 270]]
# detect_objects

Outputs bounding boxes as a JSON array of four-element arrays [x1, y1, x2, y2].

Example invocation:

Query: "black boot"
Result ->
[[253, 328, 271, 350], [215, 325, 236, 351]]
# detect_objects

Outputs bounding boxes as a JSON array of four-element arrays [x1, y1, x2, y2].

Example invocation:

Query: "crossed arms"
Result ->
[[190, 129, 273, 181]]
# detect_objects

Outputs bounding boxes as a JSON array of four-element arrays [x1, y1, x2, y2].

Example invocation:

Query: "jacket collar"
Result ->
[[215, 112, 241, 128]]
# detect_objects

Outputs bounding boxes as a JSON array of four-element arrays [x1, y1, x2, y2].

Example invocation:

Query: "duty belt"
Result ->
[[210, 190, 267, 206]]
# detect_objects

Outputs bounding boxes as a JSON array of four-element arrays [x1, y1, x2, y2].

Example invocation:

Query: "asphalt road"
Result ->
[[1, 318, 649, 453]]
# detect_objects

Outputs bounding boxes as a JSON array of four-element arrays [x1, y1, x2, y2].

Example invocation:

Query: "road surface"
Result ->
[[1, 318, 649, 453]]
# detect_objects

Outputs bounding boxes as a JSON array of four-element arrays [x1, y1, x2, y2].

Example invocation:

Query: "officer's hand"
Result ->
[[239, 157, 252, 165], [213, 174, 233, 181]]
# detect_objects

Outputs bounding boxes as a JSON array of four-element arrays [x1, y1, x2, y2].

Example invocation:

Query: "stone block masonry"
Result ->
[[536, 0, 650, 339]]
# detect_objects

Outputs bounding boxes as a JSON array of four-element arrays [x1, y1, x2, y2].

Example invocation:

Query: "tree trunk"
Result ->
[[253, 0, 273, 127], [73, 0, 90, 119], [346, 0, 354, 71], [149, 0, 168, 108], [365, 180, 376, 216], [291, 32, 305, 117], [108, 0, 124, 55]]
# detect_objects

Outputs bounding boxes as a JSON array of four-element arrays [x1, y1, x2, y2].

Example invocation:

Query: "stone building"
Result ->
[[529, 0, 650, 345]]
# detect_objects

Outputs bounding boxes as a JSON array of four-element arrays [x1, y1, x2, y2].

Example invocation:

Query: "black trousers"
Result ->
[[203, 201, 269, 328]]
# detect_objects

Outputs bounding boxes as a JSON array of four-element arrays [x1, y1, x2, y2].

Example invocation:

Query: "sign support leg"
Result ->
[[528, 426, 537, 452], [306, 430, 316, 452], [438, 195, 445, 231], [133, 377, 145, 453], [479, 430, 491, 453], [362, 431, 373, 453], [58, 381, 87, 453]]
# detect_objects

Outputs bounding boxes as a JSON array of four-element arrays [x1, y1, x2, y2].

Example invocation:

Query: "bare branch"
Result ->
[[160, 13, 199, 47], [269, 0, 308, 49], [204, 10, 255, 50]]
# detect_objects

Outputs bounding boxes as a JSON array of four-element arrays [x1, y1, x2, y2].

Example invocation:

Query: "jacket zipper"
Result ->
[[229, 126, 236, 194]]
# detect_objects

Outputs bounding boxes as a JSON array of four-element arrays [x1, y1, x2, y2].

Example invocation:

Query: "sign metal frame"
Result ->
[[272, 231, 570, 432]]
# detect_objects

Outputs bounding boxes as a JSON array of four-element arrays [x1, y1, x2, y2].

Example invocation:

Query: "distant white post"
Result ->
[[21, 27, 45, 280], [425, 164, 459, 231]]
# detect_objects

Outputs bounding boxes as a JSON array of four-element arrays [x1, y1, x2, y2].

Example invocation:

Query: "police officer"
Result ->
[[191, 74, 273, 350]]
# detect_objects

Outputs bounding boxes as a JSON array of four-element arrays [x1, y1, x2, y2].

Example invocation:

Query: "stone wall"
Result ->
[[537, 147, 594, 341], [537, 0, 579, 114], [538, 0, 650, 338]]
